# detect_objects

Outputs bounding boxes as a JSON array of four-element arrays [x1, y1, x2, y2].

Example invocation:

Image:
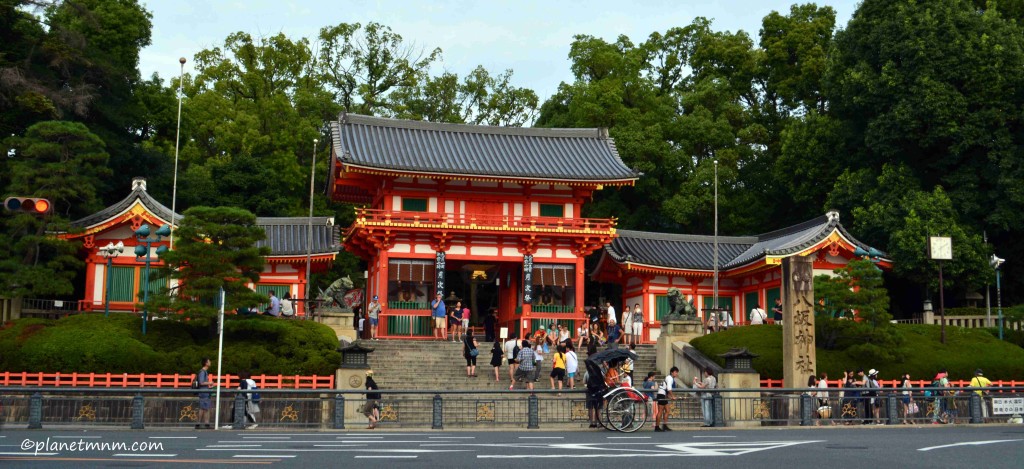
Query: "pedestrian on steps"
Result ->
[[490, 340, 504, 381], [550, 344, 567, 394], [565, 342, 579, 389], [463, 334, 479, 377], [504, 334, 519, 383]]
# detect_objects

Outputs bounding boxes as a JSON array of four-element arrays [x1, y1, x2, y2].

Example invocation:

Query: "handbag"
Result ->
[[908, 402, 919, 415], [469, 348, 479, 357]]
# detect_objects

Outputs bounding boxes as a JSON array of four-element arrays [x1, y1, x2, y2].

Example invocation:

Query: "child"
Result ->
[[642, 371, 658, 422]]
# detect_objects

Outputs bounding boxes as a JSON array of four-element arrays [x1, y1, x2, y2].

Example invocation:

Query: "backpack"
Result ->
[[924, 379, 942, 397], [190, 375, 200, 389], [243, 378, 261, 403], [512, 344, 520, 359]]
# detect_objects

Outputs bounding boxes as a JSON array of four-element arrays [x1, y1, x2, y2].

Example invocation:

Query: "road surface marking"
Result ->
[[233, 455, 295, 458], [429, 436, 475, 439], [207, 445, 263, 448], [918, 440, 1022, 452], [342, 433, 425, 436], [520, 437, 559, 439], [149, 436, 198, 439], [113, 453, 177, 457], [356, 455, 417, 459], [608, 437, 650, 439], [693, 436, 736, 438]]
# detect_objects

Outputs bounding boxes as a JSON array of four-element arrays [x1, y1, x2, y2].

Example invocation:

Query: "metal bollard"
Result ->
[[969, 393, 983, 424], [333, 395, 346, 429], [886, 394, 898, 425], [712, 393, 725, 427], [233, 393, 246, 429], [527, 394, 539, 429], [28, 392, 42, 429], [131, 394, 145, 429], [800, 393, 813, 426], [432, 394, 443, 430]]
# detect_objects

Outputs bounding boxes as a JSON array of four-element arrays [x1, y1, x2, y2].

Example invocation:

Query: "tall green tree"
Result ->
[[0, 120, 110, 296], [824, 0, 1024, 299], [151, 206, 269, 320], [814, 258, 902, 362]]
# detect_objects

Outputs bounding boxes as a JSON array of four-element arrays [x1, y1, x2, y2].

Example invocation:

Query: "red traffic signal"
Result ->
[[4, 197, 52, 215]]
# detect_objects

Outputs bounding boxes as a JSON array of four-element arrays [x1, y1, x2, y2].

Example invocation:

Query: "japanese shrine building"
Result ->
[[591, 211, 892, 342], [64, 178, 340, 316], [329, 113, 638, 339]]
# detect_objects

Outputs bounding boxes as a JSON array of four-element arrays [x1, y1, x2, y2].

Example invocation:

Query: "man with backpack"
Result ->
[[193, 358, 212, 430]]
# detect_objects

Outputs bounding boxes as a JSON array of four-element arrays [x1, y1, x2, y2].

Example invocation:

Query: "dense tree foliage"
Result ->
[[150, 206, 269, 320], [2, 0, 1023, 316]]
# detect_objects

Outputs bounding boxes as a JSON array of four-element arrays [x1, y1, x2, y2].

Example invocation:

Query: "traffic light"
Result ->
[[4, 197, 52, 215]]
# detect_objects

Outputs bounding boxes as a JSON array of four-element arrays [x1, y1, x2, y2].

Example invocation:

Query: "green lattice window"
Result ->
[[766, 288, 781, 315], [401, 198, 428, 212], [701, 296, 733, 319], [744, 291, 759, 320], [655, 295, 671, 322], [539, 203, 564, 217], [108, 266, 136, 302]]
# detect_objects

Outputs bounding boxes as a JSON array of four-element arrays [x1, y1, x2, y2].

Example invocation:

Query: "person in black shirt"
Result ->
[[363, 371, 381, 429]]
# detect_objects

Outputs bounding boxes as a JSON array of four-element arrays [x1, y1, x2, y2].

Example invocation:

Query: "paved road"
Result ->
[[0, 426, 1022, 468]]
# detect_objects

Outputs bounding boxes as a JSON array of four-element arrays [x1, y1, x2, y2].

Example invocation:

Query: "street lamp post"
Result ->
[[98, 241, 125, 317], [134, 224, 170, 335], [170, 57, 186, 250], [305, 138, 318, 320], [713, 159, 719, 322], [991, 254, 1005, 340]]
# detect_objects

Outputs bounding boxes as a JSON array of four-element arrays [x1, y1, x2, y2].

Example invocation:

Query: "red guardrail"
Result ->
[[0, 372, 334, 389]]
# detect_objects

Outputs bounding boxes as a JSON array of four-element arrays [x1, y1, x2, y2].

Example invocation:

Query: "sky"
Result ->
[[139, 0, 861, 102]]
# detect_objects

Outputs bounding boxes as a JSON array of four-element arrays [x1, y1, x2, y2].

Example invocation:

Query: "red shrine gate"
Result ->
[[329, 114, 638, 339]]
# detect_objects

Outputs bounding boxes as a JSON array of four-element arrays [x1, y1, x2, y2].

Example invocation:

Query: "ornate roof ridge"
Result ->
[[339, 113, 607, 139]]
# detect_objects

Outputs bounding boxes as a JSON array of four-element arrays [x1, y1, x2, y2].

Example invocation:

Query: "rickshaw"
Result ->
[[584, 348, 649, 432]]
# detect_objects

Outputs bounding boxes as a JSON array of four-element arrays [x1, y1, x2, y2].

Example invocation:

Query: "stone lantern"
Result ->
[[717, 347, 761, 427]]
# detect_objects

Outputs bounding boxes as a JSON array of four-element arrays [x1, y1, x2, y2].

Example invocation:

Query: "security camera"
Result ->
[[990, 254, 1005, 269]]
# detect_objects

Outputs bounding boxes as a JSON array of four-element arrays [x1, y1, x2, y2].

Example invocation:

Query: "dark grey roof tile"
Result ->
[[331, 113, 639, 182]]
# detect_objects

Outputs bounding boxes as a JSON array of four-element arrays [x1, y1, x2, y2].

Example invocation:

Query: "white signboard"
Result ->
[[992, 397, 1024, 415], [499, 327, 508, 340]]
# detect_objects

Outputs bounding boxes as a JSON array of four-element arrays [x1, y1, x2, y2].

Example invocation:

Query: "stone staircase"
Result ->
[[355, 339, 700, 428], [362, 339, 660, 391]]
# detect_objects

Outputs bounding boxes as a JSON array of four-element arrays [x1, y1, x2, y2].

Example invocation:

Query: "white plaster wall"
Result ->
[[565, 204, 574, 218], [92, 264, 105, 303], [535, 248, 552, 257], [627, 277, 642, 288], [555, 249, 574, 259], [390, 244, 412, 253], [530, 202, 539, 216], [392, 195, 401, 210], [444, 201, 455, 213], [275, 263, 297, 273], [449, 246, 467, 255], [471, 246, 499, 256], [428, 197, 437, 212], [414, 244, 434, 254], [654, 275, 669, 285], [514, 204, 523, 217], [502, 247, 521, 257]]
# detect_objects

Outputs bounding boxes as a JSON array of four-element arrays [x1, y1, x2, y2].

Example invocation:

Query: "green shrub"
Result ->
[[0, 314, 340, 375], [690, 323, 1024, 381]]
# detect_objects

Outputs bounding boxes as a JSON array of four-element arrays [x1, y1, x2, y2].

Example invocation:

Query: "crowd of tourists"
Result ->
[[806, 368, 995, 425]]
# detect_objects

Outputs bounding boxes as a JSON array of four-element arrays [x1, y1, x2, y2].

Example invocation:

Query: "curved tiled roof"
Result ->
[[71, 186, 178, 229], [255, 217, 340, 256], [331, 113, 639, 182], [604, 212, 883, 271], [71, 181, 339, 256]]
